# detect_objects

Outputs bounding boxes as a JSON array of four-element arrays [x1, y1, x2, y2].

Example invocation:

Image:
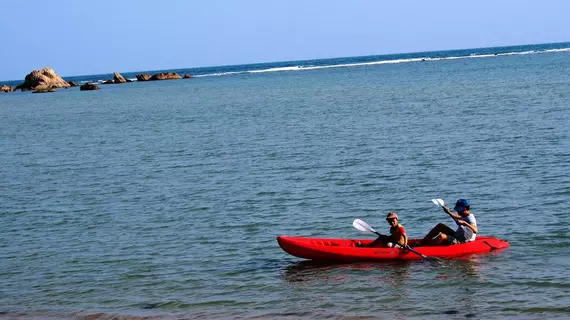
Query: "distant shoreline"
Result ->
[[2, 41, 570, 87]]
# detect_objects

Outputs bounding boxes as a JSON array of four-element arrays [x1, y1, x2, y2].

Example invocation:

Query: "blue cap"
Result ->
[[454, 199, 470, 211]]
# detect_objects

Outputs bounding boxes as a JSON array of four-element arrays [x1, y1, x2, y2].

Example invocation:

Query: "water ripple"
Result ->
[[2, 50, 570, 319]]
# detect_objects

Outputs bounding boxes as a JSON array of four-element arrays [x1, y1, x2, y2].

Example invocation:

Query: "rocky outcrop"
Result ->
[[68, 81, 80, 87], [183, 74, 193, 79], [32, 84, 57, 93], [114, 72, 127, 83], [1, 84, 13, 92], [101, 80, 114, 84], [149, 72, 181, 81], [17, 67, 70, 91], [80, 83, 100, 91], [136, 74, 151, 81]]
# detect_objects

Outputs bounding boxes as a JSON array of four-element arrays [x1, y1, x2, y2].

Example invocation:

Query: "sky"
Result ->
[[1, 0, 569, 81]]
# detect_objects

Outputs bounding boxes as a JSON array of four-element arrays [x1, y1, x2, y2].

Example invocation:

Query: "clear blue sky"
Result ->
[[1, 0, 569, 80]]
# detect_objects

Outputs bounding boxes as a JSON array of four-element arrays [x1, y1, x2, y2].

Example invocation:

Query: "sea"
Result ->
[[1, 42, 570, 320]]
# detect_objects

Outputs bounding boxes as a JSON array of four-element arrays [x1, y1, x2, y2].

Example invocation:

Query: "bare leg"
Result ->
[[418, 223, 454, 246]]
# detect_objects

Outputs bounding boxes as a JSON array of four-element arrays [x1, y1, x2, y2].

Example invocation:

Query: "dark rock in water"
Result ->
[[126, 78, 133, 82], [80, 83, 100, 91], [68, 81, 80, 87], [444, 310, 459, 314], [16, 67, 70, 91], [101, 79, 114, 84], [183, 73, 193, 79], [140, 302, 161, 309], [114, 72, 127, 83], [136, 74, 151, 81], [149, 72, 181, 81]]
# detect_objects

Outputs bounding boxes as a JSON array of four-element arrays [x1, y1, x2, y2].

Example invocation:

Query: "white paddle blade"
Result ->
[[353, 219, 376, 233], [431, 198, 444, 207]]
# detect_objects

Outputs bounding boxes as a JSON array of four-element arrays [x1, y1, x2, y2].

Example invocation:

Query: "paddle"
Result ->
[[353, 218, 383, 237], [352, 219, 441, 261], [431, 198, 459, 225]]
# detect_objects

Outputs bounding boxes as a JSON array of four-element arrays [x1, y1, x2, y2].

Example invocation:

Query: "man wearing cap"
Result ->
[[418, 199, 478, 246]]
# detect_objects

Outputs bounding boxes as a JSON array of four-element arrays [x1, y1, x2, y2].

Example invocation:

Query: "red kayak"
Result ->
[[277, 236, 510, 262]]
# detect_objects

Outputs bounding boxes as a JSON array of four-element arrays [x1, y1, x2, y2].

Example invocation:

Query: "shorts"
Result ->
[[379, 235, 403, 248]]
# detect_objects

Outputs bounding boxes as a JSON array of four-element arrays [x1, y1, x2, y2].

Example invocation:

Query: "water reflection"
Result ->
[[281, 260, 412, 287], [281, 255, 484, 285], [277, 257, 494, 317], [434, 256, 483, 281]]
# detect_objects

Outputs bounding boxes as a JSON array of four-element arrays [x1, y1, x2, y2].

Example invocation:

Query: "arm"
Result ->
[[398, 225, 408, 249], [443, 207, 478, 233], [443, 206, 461, 221], [457, 219, 478, 233]]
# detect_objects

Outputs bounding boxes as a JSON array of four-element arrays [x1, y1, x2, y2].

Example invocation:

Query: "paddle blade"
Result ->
[[353, 219, 376, 234], [425, 256, 443, 262], [431, 198, 444, 207]]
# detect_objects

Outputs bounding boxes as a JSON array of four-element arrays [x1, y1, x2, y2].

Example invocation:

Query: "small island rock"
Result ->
[[136, 74, 151, 81], [17, 67, 70, 91], [80, 83, 100, 91], [149, 72, 181, 81], [114, 72, 127, 83]]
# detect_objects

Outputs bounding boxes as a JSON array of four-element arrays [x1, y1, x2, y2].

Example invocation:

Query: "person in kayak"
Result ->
[[418, 199, 478, 246], [366, 212, 408, 248]]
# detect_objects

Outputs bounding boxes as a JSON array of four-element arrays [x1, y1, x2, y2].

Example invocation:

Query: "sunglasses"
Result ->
[[386, 218, 397, 222]]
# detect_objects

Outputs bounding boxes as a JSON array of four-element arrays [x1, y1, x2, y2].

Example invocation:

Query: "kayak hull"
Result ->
[[277, 236, 510, 262]]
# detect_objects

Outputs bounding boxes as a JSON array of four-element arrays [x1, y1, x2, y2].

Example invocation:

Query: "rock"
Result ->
[[101, 80, 114, 84], [68, 81, 80, 87], [32, 84, 57, 93], [114, 72, 127, 83], [32, 88, 56, 93], [149, 72, 181, 81], [183, 74, 193, 79], [17, 67, 70, 91], [136, 74, 151, 81], [34, 83, 51, 91], [1, 84, 13, 92], [80, 83, 100, 91]]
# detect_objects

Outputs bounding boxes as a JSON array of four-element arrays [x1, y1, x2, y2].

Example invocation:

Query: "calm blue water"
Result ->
[[1, 43, 570, 319]]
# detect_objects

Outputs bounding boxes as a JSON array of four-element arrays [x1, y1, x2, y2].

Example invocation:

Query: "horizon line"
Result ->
[[2, 40, 569, 83]]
